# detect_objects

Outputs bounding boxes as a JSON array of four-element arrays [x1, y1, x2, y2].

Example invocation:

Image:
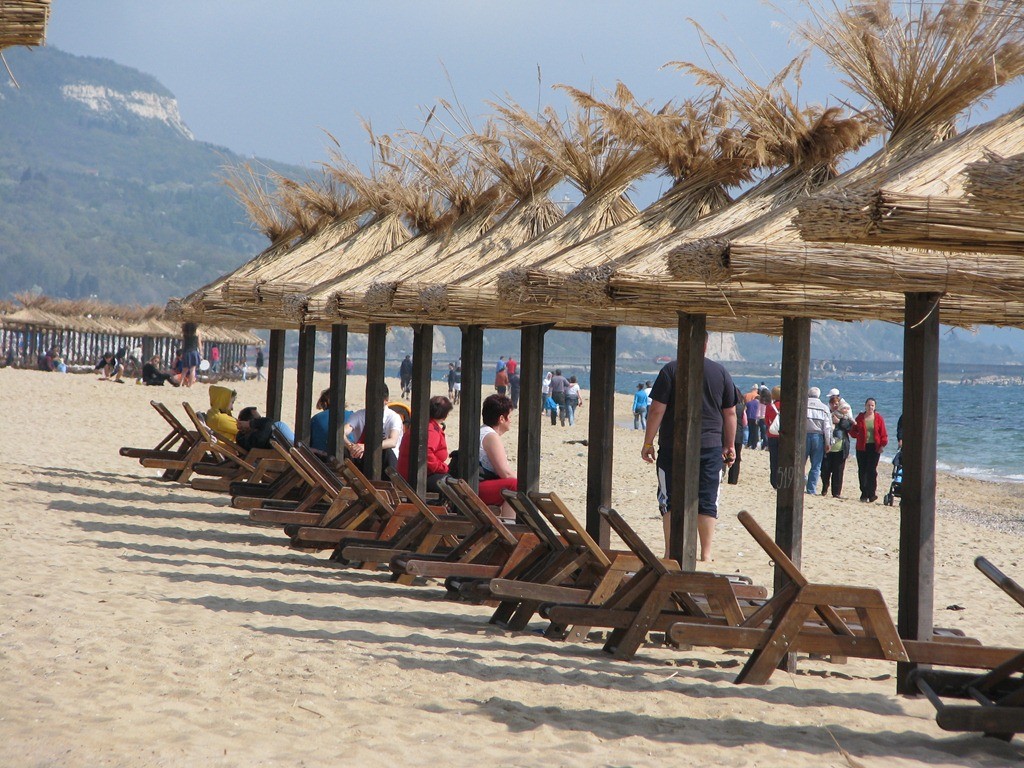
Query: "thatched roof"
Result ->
[[323, 133, 511, 324], [383, 111, 568, 321], [601, 0, 1024, 326], [0, 296, 262, 342], [0, 0, 49, 51], [409, 95, 657, 326], [511, 53, 879, 312], [965, 150, 1024, 214], [788, 106, 1024, 265]]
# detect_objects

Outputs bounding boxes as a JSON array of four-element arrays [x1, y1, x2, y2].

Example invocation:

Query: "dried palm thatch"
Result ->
[[965, 150, 1024, 214], [412, 94, 656, 326], [609, 277, 1024, 329], [797, 0, 1024, 139], [389, 119, 567, 319], [285, 131, 497, 327], [175, 165, 366, 323], [0, 0, 49, 51], [351, 131, 511, 320], [206, 134, 414, 328], [620, 0, 1024, 316], [790, 106, 1024, 264], [516, 44, 879, 311]]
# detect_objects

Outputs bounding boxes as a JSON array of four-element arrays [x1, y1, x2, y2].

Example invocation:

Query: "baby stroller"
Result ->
[[883, 448, 903, 506]]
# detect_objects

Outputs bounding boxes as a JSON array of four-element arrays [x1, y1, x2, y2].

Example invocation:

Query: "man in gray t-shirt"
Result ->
[[548, 369, 570, 426]]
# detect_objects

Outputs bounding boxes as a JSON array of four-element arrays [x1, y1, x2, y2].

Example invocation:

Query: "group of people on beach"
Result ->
[[740, 382, 892, 502]]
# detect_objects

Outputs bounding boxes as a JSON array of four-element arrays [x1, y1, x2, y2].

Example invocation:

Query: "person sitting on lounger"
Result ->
[[206, 384, 239, 440], [396, 395, 452, 494], [343, 384, 403, 473], [234, 406, 295, 451], [478, 393, 518, 521]]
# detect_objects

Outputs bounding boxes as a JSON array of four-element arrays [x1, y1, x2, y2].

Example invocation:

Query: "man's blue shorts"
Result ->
[[656, 445, 724, 518]]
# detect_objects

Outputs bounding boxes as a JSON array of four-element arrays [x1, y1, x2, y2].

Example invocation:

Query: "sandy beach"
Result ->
[[2, 365, 1022, 767]]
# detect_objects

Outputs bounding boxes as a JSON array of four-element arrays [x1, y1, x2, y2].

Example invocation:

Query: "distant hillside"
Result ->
[[0, 46, 304, 304]]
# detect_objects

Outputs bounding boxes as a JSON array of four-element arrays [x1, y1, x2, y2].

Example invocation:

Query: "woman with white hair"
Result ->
[[805, 386, 832, 495]]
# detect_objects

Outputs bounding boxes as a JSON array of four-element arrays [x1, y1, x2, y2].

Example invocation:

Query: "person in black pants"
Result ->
[[849, 397, 889, 502]]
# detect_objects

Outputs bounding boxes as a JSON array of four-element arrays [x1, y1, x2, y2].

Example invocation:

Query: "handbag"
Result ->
[[768, 411, 781, 437]]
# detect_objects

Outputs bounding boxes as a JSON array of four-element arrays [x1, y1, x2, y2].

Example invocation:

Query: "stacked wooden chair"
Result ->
[[120, 401, 202, 481], [539, 507, 767, 660], [911, 557, 1024, 741], [667, 511, 1015, 685]]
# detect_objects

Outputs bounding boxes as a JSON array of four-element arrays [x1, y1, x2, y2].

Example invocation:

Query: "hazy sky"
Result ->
[[47, 0, 1022, 195]]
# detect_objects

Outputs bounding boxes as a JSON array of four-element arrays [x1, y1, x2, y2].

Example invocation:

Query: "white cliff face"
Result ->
[[60, 83, 194, 139]]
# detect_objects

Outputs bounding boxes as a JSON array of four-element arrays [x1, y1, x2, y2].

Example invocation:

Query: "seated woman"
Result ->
[[309, 388, 352, 453], [234, 406, 295, 451], [206, 385, 239, 440], [478, 393, 518, 521], [396, 395, 452, 494], [142, 355, 180, 386]]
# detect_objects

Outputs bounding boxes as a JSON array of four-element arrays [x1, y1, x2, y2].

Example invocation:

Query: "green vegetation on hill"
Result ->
[[0, 46, 302, 303]]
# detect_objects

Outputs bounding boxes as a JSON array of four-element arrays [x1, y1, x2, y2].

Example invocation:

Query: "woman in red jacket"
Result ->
[[396, 395, 452, 494], [848, 397, 888, 503]]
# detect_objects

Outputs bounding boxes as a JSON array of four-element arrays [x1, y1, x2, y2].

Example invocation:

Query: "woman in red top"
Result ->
[[396, 396, 453, 494], [764, 386, 782, 489], [848, 397, 888, 502]]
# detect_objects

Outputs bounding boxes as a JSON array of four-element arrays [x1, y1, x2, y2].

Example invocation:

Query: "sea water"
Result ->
[[360, 360, 1024, 483]]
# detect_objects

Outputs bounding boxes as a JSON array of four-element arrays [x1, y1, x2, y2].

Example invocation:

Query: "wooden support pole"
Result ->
[[293, 324, 317, 443], [775, 317, 811, 673], [518, 324, 549, 493], [265, 329, 286, 421], [363, 323, 388, 481], [897, 292, 939, 694], [586, 326, 616, 548], [409, 324, 434, 496], [327, 324, 348, 458], [668, 313, 705, 569], [458, 325, 484, 491]]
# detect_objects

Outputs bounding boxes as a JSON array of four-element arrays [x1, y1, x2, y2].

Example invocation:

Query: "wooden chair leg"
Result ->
[[736, 599, 815, 684]]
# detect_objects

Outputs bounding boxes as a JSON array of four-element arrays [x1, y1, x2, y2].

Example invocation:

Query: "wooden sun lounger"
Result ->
[[245, 439, 357, 525], [389, 478, 544, 586], [911, 557, 1024, 741], [121, 401, 201, 480], [539, 507, 768, 661], [334, 468, 476, 571], [178, 402, 284, 492], [481, 491, 639, 635], [667, 511, 1019, 685], [286, 457, 405, 550]]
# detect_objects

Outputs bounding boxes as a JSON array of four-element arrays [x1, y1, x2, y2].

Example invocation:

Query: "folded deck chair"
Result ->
[[389, 477, 544, 586], [911, 557, 1024, 741], [333, 468, 475, 570], [483, 491, 640, 635], [122, 401, 202, 480], [668, 511, 1017, 685], [540, 507, 767, 660]]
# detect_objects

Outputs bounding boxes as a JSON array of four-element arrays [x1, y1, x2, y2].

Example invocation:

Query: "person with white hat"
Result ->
[[821, 388, 855, 497], [805, 387, 832, 494]]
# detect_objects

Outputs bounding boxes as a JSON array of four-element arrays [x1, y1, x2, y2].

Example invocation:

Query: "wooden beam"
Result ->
[[363, 323, 388, 481], [327, 324, 348, 458], [586, 326, 616, 548], [668, 313, 705, 568], [293, 324, 316, 443], [265, 329, 286, 421], [775, 317, 811, 673], [409, 324, 434, 496], [518, 324, 550, 493], [897, 292, 939, 694], [458, 325, 484, 491]]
